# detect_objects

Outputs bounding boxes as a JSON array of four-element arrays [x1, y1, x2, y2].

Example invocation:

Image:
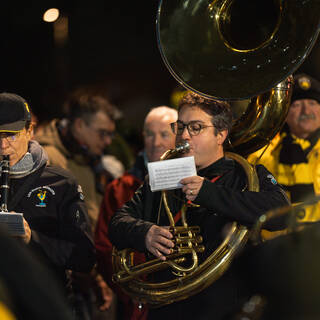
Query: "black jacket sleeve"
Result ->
[[194, 164, 290, 229], [109, 182, 154, 251]]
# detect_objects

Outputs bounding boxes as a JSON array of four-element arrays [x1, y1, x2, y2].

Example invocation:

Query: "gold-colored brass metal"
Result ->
[[157, 0, 320, 100], [112, 150, 259, 307], [228, 76, 293, 156]]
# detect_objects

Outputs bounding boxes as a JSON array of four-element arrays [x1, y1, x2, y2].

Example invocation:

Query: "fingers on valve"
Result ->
[[155, 243, 171, 256]]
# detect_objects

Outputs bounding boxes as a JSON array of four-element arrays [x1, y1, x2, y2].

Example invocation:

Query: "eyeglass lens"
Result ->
[[172, 122, 203, 136], [0, 133, 18, 141]]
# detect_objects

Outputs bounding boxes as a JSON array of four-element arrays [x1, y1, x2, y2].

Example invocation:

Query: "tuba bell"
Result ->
[[112, 0, 320, 307]]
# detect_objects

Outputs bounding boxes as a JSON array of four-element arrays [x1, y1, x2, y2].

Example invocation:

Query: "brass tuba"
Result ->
[[112, 0, 320, 307]]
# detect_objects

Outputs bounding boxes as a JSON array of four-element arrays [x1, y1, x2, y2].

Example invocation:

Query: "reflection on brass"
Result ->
[[228, 77, 293, 156], [157, 0, 320, 100]]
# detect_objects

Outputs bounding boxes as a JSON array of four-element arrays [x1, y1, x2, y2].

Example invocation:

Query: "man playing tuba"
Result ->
[[109, 92, 289, 320]]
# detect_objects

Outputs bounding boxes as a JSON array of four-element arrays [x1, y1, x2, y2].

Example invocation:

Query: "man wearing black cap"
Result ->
[[0, 92, 95, 308], [248, 73, 320, 224]]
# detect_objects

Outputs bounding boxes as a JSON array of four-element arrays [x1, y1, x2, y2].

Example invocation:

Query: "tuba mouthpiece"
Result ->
[[175, 141, 190, 154]]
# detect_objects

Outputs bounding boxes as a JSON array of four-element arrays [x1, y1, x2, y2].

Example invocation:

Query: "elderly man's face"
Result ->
[[143, 112, 177, 162], [286, 99, 320, 139], [0, 127, 32, 166]]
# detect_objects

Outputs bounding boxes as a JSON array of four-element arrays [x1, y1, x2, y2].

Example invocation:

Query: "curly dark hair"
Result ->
[[178, 91, 233, 135]]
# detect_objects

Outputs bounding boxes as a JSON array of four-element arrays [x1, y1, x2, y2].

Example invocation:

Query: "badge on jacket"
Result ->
[[36, 190, 47, 207], [27, 186, 55, 208], [77, 185, 85, 200], [267, 174, 277, 185]]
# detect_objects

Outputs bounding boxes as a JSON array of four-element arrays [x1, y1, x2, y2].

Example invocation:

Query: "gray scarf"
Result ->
[[8, 140, 48, 178]]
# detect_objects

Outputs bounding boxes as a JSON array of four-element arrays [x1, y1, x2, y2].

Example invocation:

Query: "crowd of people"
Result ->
[[0, 72, 320, 320]]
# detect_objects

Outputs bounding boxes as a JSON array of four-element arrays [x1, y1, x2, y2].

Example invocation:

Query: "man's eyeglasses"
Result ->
[[94, 128, 115, 140], [0, 132, 20, 142], [170, 121, 214, 136]]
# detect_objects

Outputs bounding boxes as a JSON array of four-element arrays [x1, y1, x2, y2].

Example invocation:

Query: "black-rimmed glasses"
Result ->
[[170, 121, 214, 136]]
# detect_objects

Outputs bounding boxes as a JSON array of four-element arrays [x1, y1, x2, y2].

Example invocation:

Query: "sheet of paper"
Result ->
[[148, 156, 197, 192], [0, 212, 25, 236]]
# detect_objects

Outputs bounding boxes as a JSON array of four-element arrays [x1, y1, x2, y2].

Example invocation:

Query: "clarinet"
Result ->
[[0, 155, 10, 212]]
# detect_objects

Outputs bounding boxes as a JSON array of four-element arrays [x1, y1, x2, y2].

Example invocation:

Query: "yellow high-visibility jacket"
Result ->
[[248, 132, 320, 223]]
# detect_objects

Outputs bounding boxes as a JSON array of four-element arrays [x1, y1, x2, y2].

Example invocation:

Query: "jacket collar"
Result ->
[[197, 156, 234, 179]]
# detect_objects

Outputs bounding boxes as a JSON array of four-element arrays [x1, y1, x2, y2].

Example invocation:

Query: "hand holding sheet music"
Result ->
[[148, 156, 197, 192]]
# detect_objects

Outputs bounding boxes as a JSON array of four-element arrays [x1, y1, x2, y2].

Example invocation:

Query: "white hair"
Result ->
[[144, 106, 178, 129]]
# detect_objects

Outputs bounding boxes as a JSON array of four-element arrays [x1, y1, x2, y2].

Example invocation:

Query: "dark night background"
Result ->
[[0, 1, 177, 129], [1, 1, 320, 136]]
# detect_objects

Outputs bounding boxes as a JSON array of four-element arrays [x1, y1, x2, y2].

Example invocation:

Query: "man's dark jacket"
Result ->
[[109, 157, 289, 320]]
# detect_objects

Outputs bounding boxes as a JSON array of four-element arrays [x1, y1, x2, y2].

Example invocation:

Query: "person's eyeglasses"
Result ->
[[0, 132, 20, 142], [94, 128, 115, 140], [170, 121, 214, 136]]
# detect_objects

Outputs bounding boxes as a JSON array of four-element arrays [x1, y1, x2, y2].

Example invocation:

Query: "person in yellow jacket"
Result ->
[[248, 73, 320, 226]]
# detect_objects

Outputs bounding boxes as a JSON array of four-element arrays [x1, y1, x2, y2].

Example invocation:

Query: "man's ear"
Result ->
[[26, 123, 34, 139], [217, 129, 228, 145], [73, 118, 85, 132]]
